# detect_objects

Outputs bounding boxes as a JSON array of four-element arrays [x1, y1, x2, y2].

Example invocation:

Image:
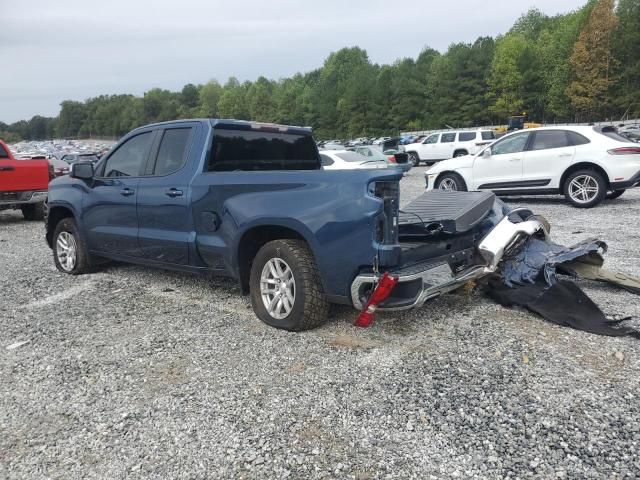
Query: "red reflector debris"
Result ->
[[354, 272, 400, 328]]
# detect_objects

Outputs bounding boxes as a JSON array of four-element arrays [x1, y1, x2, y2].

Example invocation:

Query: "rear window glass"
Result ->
[[441, 133, 456, 143], [154, 128, 191, 175], [458, 132, 476, 142], [567, 131, 590, 146], [320, 154, 334, 167], [208, 129, 319, 171], [531, 130, 570, 150], [481, 131, 496, 140], [594, 126, 632, 143]]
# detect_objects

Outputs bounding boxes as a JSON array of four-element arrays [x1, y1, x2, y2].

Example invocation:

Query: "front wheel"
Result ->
[[435, 173, 467, 191], [250, 239, 329, 331], [606, 189, 625, 200], [52, 218, 93, 275], [563, 170, 606, 208]]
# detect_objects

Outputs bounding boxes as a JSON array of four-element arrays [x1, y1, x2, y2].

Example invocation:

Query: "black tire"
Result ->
[[250, 239, 329, 331], [52, 218, 93, 275], [21, 203, 45, 221], [435, 173, 467, 191], [408, 152, 420, 167], [453, 150, 468, 158], [563, 169, 607, 208], [606, 189, 625, 200]]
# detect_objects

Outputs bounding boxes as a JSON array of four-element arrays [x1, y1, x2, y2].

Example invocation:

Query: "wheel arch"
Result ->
[[46, 205, 76, 248], [235, 223, 316, 295], [560, 162, 610, 192], [434, 170, 469, 191], [453, 149, 468, 157]]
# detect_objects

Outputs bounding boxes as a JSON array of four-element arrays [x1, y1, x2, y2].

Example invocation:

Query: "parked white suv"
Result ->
[[404, 130, 496, 166], [424, 126, 640, 208]]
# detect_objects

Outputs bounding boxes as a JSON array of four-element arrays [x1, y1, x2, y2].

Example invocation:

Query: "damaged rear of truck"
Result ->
[[45, 119, 549, 331]]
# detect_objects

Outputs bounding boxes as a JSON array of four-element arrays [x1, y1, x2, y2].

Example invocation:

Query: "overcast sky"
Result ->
[[1, 0, 586, 123]]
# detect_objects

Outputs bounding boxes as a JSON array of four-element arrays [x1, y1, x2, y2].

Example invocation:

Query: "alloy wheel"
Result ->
[[568, 174, 599, 204], [56, 231, 78, 272], [438, 178, 458, 191], [260, 258, 296, 320]]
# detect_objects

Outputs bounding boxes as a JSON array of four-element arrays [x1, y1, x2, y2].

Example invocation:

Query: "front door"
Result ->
[[472, 132, 530, 190], [418, 133, 440, 160], [82, 130, 155, 257], [136, 125, 196, 265]]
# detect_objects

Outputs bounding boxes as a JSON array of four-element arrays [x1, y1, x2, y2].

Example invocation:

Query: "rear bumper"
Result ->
[[0, 190, 47, 208], [350, 210, 549, 311], [610, 170, 640, 190]]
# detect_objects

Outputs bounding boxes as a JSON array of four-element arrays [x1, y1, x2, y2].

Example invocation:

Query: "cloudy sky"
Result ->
[[1, 0, 586, 123]]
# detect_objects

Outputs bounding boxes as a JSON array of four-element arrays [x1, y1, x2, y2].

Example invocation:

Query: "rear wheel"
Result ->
[[606, 189, 625, 200], [408, 152, 420, 167], [250, 239, 329, 331], [563, 170, 606, 208], [436, 173, 467, 191], [21, 203, 45, 221]]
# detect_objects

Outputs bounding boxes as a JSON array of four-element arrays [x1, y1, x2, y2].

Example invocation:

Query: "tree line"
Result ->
[[2, 0, 639, 143]]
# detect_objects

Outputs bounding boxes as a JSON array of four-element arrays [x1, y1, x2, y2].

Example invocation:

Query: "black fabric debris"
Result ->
[[501, 237, 607, 287], [487, 277, 640, 339]]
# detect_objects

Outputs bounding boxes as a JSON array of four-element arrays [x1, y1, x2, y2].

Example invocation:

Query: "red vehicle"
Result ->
[[0, 139, 51, 220]]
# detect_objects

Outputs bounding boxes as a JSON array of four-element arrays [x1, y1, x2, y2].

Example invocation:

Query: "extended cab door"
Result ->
[[82, 130, 155, 257], [522, 130, 576, 189], [472, 132, 530, 190], [136, 124, 198, 265]]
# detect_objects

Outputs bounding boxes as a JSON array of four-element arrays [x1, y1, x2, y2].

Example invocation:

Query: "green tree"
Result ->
[[612, 0, 640, 117], [197, 80, 223, 118], [56, 101, 87, 138], [487, 34, 528, 119]]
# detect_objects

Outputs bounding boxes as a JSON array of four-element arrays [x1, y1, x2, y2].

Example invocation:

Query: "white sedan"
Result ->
[[320, 150, 389, 170], [424, 126, 640, 208]]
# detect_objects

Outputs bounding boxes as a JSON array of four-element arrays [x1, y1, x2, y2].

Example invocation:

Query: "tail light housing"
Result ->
[[387, 155, 397, 163], [607, 147, 640, 155], [48, 163, 55, 181], [368, 181, 399, 245]]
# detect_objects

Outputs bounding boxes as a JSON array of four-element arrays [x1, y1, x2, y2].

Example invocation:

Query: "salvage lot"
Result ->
[[2, 167, 640, 479]]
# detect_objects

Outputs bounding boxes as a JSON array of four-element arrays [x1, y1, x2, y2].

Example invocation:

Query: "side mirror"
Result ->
[[71, 162, 94, 180], [482, 148, 492, 158]]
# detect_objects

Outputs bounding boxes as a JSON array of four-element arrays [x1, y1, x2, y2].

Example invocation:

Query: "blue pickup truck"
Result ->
[[45, 119, 548, 330]]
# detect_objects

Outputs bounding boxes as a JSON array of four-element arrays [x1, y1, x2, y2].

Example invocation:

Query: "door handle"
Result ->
[[0, 166, 15, 171], [120, 188, 135, 196], [559, 153, 573, 157], [508, 158, 522, 162], [165, 188, 184, 198]]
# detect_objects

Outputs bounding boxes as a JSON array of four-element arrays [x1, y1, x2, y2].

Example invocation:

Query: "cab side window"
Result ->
[[0, 144, 8, 158], [531, 131, 570, 151], [153, 128, 192, 176], [440, 133, 456, 143], [103, 132, 153, 177]]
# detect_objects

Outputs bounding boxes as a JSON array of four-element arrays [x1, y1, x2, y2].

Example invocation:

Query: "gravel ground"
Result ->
[[2, 167, 640, 479]]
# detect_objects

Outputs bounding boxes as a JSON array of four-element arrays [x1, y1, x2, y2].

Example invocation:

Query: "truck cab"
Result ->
[[0, 139, 51, 220]]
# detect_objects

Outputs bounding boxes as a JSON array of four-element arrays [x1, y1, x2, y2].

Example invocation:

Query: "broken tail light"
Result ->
[[387, 155, 397, 163], [607, 147, 640, 155], [354, 272, 399, 328]]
